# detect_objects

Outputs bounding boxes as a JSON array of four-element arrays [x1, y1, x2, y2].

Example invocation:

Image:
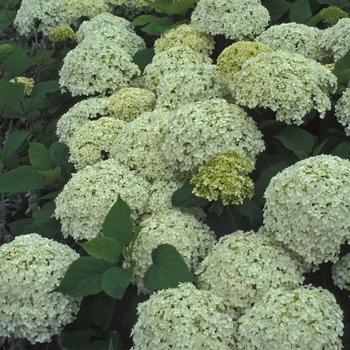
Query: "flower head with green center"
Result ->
[[49, 26, 76, 42], [9, 77, 35, 96], [0, 44, 13, 63], [320, 6, 348, 26], [190, 150, 254, 205]]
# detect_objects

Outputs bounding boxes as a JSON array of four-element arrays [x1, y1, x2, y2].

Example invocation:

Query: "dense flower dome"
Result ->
[[236, 285, 344, 350], [191, 0, 270, 40], [232, 50, 337, 125], [263, 155, 350, 265], [160, 98, 265, 178], [196, 230, 304, 318], [335, 86, 350, 136], [131, 283, 236, 349], [125, 208, 216, 294], [54, 159, 151, 241], [0, 234, 81, 344], [332, 252, 350, 291]]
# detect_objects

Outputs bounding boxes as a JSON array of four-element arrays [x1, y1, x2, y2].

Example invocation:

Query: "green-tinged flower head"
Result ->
[[217, 41, 272, 78], [9, 77, 35, 96], [0, 44, 13, 63], [320, 6, 348, 26], [49, 26, 76, 42], [190, 149, 254, 205]]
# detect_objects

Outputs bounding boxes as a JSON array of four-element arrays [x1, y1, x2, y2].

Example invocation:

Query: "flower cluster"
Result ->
[[9, 77, 34, 96], [332, 253, 350, 291], [255, 23, 326, 61], [196, 231, 304, 318], [236, 285, 344, 349], [59, 13, 145, 96], [49, 26, 76, 42], [319, 6, 348, 26], [154, 23, 215, 56], [190, 150, 255, 205], [56, 97, 111, 146], [0, 44, 13, 63], [335, 86, 350, 136], [143, 46, 226, 109], [69, 117, 126, 170], [126, 208, 216, 294], [0, 233, 81, 344], [131, 283, 236, 349], [263, 155, 350, 265], [107, 88, 156, 122], [54, 160, 151, 241], [320, 18, 350, 61], [191, 0, 270, 40], [232, 50, 337, 125], [160, 98, 265, 178]]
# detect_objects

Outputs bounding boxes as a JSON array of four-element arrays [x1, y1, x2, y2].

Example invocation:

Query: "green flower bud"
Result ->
[[0, 44, 13, 64], [49, 26, 76, 42], [320, 6, 348, 26]]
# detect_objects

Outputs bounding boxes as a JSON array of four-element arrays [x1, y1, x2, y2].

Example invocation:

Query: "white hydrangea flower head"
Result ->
[[332, 252, 350, 291], [107, 88, 156, 122], [335, 86, 350, 136], [154, 23, 215, 56], [0, 233, 81, 344], [160, 98, 265, 178], [69, 117, 127, 170], [131, 283, 237, 349], [143, 46, 226, 110], [56, 96, 111, 146], [263, 155, 350, 265], [54, 160, 151, 241], [126, 208, 216, 294], [110, 108, 183, 182], [236, 285, 344, 350], [191, 0, 270, 40], [320, 18, 350, 61], [196, 231, 304, 318], [233, 50, 337, 125], [255, 23, 327, 61], [75, 13, 144, 56], [14, 0, 112, 36]]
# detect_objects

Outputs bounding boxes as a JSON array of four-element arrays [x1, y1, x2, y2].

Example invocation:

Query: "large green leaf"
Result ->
[[28, 142, 51, 171], [172, 181, 209, 207], [263, 0, 292, 20], [332, 141, 350, 161], [102, 263, 135, 299], [289, 0, 312, 22], [55, 257, 114, 297], [80, 236, 121, 263], [0, 165, 46, 192], [31, 80, 60, 97], [35, 201, 55, 226], [62, 330, 90, 350], [2, 43, 28, 76], [91, 293, 116, 330], [133, 48, 154, 71], [0, 10, 16, 28], [333, 49, 350, 86], [0, 130, 30, 162], [144, 244, 197, 291], [49, 142, 69, 169], [233, 199, 263, 226], [102, 196, 134, 247], [144, 0, 197, 14], [0, 81, 24, 108]]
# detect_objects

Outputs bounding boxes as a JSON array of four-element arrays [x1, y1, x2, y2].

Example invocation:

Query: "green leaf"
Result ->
[[0, 10, 16, 28], [0, 81, 24, 108], [0, 130, 30, 161], [102, 196, 134, 247], [8, 218, 32, 236], [293, 149, 308, 160], [62, 330, 90, 350], [80, 237, 121, 263], [233, 199, 263, 226], [36, 166, 62, 180], [35, 201, 55, 226], [144, 0, 197, 14], [263, 0, 292, 20], [317, 0, 350, 7], [102, 263, 135, 299], [29, 50, 55, 65], [208, 200, 224, 216], [133, 48, 154, 71], [172, 181, 210, 207], [0, 165, 46, 192], [55, 257, 114, 297], [2, 43, 28, 76], [131, 14, 173, 35], [289, 0, 312, 22], [89, 341, 108, 350], [49, 142, 70, 169], [144, 244, 197, 291], [274, 126, 317, 155], [91, 293, 116, 331], [1, 0, 20, 8], [28, 142, 51, 171], [332, 141, 350, 161], [31, 80, 60, 97], [333, 49, 350, 86]]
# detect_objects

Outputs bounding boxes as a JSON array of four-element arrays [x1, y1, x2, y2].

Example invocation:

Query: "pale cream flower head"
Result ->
[[332, 252, 350, 291], [335, 86, 350, 136], [0, 233, 81, 344], [131, 283, 237, 349], [264, 154, 350, 265]]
